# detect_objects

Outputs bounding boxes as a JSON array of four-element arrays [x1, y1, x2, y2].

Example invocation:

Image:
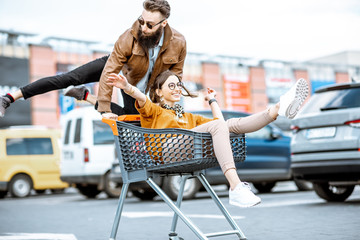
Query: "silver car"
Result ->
[[291, 82, 360, 202]]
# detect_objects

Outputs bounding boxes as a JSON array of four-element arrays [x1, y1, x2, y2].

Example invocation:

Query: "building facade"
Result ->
[[1, 30, 359, 128]]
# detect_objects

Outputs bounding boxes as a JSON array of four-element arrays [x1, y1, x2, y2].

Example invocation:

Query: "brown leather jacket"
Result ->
[[97, 21, 187, 113]]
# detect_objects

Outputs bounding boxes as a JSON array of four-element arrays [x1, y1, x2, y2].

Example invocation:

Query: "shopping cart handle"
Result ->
[[102, 115, 141, 136]]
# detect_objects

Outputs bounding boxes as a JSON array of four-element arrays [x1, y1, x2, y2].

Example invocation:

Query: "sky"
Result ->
[[0, 0, 360, 62]]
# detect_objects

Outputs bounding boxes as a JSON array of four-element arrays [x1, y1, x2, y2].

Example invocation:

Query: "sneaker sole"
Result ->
[[285, 78, 309, 119], [63, 85, 86, 100], [229, 199, 261, 208]]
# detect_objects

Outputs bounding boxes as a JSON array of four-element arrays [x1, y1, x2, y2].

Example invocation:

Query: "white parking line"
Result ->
[[0, 233, 77, 240], [122, 211, 245, 220], [257, 198, 325, 208]]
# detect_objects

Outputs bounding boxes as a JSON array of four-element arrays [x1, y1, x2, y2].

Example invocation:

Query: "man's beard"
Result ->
[[138, 26, 163, 51]]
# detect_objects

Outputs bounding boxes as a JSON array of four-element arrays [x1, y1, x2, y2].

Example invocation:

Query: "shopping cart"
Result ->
[[103, 115, 247, 240]]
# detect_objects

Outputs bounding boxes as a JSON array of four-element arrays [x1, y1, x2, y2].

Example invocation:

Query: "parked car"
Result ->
[[60, 106, 121, 198], [291, 82, 360, 202], [110, 110, 310, 200], [0, 126, 68, 198]]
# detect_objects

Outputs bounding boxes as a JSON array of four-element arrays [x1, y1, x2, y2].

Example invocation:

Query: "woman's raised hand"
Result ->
[[204, 87, 217, 101], [106, 73, 129, 90]]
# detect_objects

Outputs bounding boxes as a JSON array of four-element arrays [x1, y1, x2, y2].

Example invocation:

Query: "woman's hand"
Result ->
[[106, 73, 131, 91], [204, 87, 217, 101]]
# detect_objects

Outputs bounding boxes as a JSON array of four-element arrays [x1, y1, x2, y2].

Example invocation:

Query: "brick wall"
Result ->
[[335, 72, 349, 83], [29, 45, 58, 128], [249, 67, 267, 113]]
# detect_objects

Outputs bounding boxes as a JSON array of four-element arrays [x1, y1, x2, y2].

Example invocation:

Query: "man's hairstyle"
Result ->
[[143, 0, 171, 19]]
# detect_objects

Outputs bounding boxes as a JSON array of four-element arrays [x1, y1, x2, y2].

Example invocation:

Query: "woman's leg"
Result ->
[[226, 104, 279, 134], [192, 120, 261, 207], [192, 120, 235, 172]]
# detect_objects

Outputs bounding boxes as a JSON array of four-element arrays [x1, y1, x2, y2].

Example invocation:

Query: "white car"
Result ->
[[60, 106, 120, 198]]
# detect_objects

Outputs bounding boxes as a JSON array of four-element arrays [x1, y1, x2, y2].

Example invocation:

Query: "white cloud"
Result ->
[[0, 0, 359, 61]]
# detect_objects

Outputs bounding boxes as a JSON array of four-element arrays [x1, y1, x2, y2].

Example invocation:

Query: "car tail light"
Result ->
[[291, 125, 300, 133], [344, 119, 360, 128], [84, 148, 89, 163]]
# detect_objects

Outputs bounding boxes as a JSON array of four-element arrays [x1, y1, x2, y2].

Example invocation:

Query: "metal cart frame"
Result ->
[[103, 116, 247, 240]]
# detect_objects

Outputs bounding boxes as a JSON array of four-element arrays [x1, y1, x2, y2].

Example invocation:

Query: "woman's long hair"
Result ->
[[149, 70, 198, 103]]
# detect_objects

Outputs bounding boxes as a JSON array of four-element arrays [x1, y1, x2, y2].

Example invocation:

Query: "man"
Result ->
[[97, 0, 186, 119], [0, 0, 186, 119]]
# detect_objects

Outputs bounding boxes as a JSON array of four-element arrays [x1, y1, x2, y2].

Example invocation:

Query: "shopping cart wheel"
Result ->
[[169, 232, 184, 240]]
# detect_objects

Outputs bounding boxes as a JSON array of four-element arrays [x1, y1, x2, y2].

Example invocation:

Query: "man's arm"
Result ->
[[170, 41, 187, 80], [97, 33, 131, 113]]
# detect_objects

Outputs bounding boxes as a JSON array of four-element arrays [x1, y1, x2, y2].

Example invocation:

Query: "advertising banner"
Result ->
[[223, 74, 251, 112]]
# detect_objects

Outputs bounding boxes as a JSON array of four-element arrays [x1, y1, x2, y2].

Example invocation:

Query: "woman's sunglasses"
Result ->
[[138, 16, 166, 29]]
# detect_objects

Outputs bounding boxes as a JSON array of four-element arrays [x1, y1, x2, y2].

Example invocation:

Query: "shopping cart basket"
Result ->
[[103, 115, 247, 240]]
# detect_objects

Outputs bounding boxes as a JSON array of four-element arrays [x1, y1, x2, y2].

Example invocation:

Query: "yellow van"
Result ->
[[0, 126, 68, 198]]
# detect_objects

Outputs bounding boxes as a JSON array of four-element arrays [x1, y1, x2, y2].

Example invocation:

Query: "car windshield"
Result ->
[[300, 87, 360, 114], [93, 120, 114, 145]]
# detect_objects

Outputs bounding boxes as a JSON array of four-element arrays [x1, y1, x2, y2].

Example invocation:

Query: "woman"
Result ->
[[106, 70, 308, 208]]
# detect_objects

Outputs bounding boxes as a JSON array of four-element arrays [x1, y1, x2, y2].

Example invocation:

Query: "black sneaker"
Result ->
[[64, 86, 89, 100], [0, 95, 11, 117]]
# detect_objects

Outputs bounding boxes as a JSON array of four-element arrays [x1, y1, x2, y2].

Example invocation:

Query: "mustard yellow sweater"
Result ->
[[136, 98, 215, 129]]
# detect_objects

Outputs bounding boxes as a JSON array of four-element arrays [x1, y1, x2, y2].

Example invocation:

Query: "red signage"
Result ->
[[223, 74, 251, 112]]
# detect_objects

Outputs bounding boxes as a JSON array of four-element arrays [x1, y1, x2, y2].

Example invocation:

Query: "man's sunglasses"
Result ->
[[166, 82, 183, 90], [138, 16, 166, 29]]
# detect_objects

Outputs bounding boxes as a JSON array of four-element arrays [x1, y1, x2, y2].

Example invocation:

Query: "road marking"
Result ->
[[122, 211, 244, 220], [257, 198, 324, 208], [0, 233, 77, 240]]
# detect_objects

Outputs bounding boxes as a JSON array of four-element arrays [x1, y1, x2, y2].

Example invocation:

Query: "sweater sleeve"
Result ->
[[194, 114, 216, 126], [135, 97, 159, 118]]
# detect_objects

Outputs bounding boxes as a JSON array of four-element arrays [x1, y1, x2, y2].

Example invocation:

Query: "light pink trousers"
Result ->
[[191, 110, 274, 173]]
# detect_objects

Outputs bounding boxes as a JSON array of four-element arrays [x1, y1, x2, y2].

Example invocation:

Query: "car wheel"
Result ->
[[162, 176, 201, 200], [76, 184, 101, 198], [104, 172, 122, 198], [313, 182, 354, 202], [294, 179, 313, 191], [9, 174, 33, 198], [131, 188, 157, 200], [0, 191, 7, 199], [50, 189, 65, 194], [253, 182, 276, 193]]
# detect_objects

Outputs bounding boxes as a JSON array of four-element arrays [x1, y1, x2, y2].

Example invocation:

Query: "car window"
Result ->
[[64, 120, 72, 145], [301, 87, 360, 114], [93, 120, 114, 145], [190, 111, 248, 121], [74, 118, 82, 143], [191, 111, 213, 119], [223, 112, 248, 120], [6, 138, 53, 155], [246, 126, 272, 139]]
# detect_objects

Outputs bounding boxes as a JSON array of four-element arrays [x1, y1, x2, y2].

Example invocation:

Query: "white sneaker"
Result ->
[[229, 182, 261, 208], [278, 78, 309, 119]]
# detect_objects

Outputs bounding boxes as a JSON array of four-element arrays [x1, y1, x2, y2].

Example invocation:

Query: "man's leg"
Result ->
[[21, 55, 109, 99], [0, 55, 109, 117], [65, 85, 138, 116]]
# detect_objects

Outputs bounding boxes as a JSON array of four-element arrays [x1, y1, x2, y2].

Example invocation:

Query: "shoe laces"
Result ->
[[241, 182, 252, 190]]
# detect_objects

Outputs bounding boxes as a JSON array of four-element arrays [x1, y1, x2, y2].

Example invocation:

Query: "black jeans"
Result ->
[[20, 55, 138, 115]]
